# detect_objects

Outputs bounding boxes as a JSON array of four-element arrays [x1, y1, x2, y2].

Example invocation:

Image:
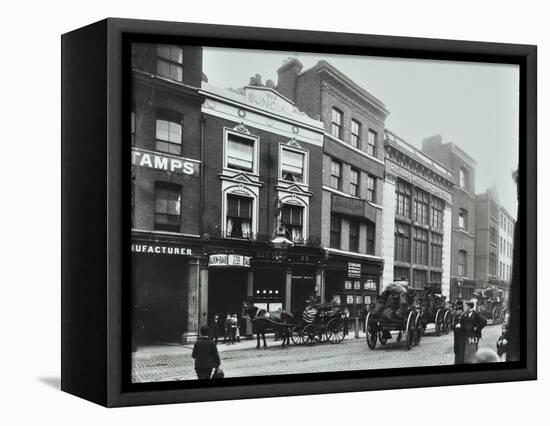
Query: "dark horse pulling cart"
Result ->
[[365, 281, 422, 350], [418, 283, 452, 336], [290, 302, 345, 345], [473, 286, 506, 324], [242, 302, 294, 349]]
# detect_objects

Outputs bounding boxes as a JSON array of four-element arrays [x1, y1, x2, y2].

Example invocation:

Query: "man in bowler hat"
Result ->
[[463, 300, 487, 363], [452, 300, 465, 364]]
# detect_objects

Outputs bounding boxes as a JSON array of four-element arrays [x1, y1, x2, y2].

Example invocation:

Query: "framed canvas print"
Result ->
[[61, 18, 537, 407]]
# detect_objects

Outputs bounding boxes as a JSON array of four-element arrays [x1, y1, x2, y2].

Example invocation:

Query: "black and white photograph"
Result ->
[[130, 43, 520, 383]]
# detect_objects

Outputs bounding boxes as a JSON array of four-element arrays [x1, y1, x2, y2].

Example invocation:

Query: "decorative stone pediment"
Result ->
[[286, 138, 302, 149], [233, 122, 251, 135]]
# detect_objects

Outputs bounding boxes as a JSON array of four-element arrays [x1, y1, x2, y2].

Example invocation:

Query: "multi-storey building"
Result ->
[[474, 188, 502, 289], [499, 207, 515, 286], [131, 44, 327, 343], [276, 58, 388, 313], [421, 135, 478, 301], [383, 131, 455, 298]]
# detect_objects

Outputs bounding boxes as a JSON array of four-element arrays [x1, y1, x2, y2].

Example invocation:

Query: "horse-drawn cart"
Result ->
[[290, 302, 346, 345], [365, 281, 422, 350], [418, 283, 452, 336], [473, 287, 506, 324]]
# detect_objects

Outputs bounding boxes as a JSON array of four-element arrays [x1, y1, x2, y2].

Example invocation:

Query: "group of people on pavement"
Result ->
[[208, 313, 241, 345], [452, 299, 509, 364]]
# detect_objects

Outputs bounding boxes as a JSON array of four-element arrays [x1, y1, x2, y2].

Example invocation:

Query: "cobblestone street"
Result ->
[[132, 322, 503, 383]]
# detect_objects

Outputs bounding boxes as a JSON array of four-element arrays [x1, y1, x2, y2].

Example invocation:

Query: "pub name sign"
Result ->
[[209, 254, 251, 268]]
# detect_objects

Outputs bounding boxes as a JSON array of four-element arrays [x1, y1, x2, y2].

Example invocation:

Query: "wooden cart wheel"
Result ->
[[414, 314, 422, 346], [365, 312, 377, 349], [443, 310, 451, 334], [291, 326, 307, 345], [404, 311, 415, 350], [303, 323, 317, 344], [492, 306, 502, 325], [434, 309, 442, 336], [326, 318, 345, 344]]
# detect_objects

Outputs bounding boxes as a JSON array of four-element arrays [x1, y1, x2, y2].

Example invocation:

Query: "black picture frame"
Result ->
[[61, 18, 537, 407]]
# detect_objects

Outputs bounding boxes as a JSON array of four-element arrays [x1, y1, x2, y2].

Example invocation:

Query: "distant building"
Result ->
[[498, 206, 515, 286], [421, 135, 477, 301], [384, 131, 455, 298], [276, 58, 389, 313]]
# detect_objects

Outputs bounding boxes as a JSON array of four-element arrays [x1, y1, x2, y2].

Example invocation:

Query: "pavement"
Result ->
[[132, 322, 504, 383]]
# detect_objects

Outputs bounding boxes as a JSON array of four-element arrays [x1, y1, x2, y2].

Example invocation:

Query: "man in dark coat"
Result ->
[[209, 314, 222, 344], [192, 326, 221, 380], [463, 300, 488, 363], [452, 300, 465, 364]]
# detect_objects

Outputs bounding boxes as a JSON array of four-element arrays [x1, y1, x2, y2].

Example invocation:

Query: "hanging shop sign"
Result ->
[[131, 243, 193, 256], [209, 254, 251, 267], [131, 147, 200, 176], [348, 262, 362, 278]]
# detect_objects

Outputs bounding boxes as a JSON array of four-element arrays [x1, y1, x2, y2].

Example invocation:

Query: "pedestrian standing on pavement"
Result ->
[[452, 300, 465, 364], [463, 300, 487, 363], [192, 326, 221, 380], [343, 306, 350, 336], [233, 314, 241, 343], [229, 313, 237, 344], [496, 323, 510, 361], [209, 313, 221, 344], [224, 313, 232, 344]]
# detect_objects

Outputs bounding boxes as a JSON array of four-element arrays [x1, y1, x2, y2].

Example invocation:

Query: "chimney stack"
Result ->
[[421, 134, 443, 150], [276, 57, 303, 101]]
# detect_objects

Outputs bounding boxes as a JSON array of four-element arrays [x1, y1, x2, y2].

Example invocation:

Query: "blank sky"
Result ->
[[203, 47, 519, 217]]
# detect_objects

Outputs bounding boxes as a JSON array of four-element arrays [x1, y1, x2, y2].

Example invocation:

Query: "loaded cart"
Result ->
[[290, 302, 346, 345], [418, 283, 453, 336], [365, 281, 422, 350], [473, 287, 506, 325]]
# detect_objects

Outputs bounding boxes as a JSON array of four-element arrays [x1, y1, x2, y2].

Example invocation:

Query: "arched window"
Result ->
[[458, 208, 468, 230]]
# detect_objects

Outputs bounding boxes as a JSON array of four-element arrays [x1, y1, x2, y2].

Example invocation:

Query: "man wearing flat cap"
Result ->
[[463, 300, 487, 363]]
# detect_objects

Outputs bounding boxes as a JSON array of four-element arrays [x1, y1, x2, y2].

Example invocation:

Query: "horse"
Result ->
[[241, 302, 294, 349]]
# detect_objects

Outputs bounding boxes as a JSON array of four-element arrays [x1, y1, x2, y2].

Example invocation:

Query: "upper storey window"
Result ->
[[331, 108, 343, 139], [156, 45, 183, 82]]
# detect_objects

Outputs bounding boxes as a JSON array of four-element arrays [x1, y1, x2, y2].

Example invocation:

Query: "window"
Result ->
[[330, 214, 341, 249], [350, 168, 360, 196], [430, 233, 443, 268], [226, 194, 253, 238], [394, 267, 409, 282], [156, 109, 182, 155], [431, 197, 444, 229], [394, 222, 411, 262], [330, 160, 342, 190], [156, 44, 183, 82], [413, 228, 428, 265], [489, 252, 498, 276], [500, 261, 503, 278], [458, 250, 467, 276], [349, 219, 360, 252], [154, 182, 181, 232], [414, 188, 429, 224], [396, 179, 411, 217], [413, 270, 428, 290], [430, 271, 442, 284], [331, 108, 343, 139], [281, 147, 305, 183], [227, 133, 255, 172], [351, 119, 361, 148], [281, 204, 304, 243], [366, 175, 376, 203], [459, 167, 468, 190], [366, 221, 375, 255], [458, 208, 468, 230], [490, 226, 498, 245], [367, 129, 377, 157]]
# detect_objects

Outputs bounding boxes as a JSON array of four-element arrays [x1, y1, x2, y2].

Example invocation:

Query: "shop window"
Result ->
[[349, 219, 360, 252], [281, 204, 304, 243], [226, 132, 256, 173], [366, 175, 376, 203], [431, 197, 444, 229], [413, 228, 428, 265], [351, 119, 361, 148], [414, 188, 429, 224], [330, 160, 342, 190], [430, 233, 443, 267], [366, 221, 375, 255], [330, 214, 341, 249], [396, 179, 411, 217], [331, 107, 343, 139], [394, 221, 411, 262], [226, 194, 253, 238], [155, 109, 182, 155], [458, 250, 467, 276], [458, 208, 468, 230], [154, 182, 181, 232], [367, 129, 377, 157], [350, 168, 360, 196], [156, 44, 183, 82], [281, 147, 305, 183]]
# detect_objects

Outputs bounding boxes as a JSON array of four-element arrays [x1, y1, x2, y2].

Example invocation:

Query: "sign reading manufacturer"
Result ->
[[209, 254, 251, 267], [131, 243, 193, 256], [348, 262, 362, 278], [132, 147, 200, 176]]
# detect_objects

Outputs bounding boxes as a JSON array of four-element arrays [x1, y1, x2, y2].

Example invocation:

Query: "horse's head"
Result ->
[[242, 301, 259, 319]]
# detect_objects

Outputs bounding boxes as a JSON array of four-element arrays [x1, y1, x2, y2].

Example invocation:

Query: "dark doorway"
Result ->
[[208, 268, 248, 323], [291, 277, 316, 314]]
